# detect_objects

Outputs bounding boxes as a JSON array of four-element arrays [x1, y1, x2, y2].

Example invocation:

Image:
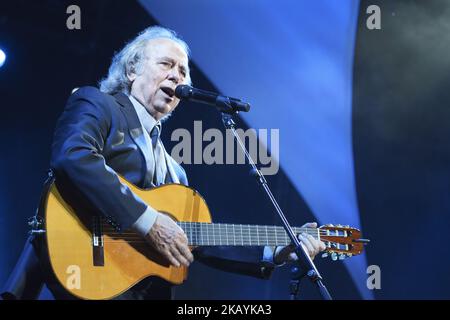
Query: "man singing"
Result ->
[[49, 26, 325, 299]]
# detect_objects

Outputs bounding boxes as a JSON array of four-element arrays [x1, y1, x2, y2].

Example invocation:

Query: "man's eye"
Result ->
[[160, 61, 171, 67]]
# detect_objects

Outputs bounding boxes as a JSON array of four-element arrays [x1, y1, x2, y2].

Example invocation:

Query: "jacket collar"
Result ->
[[113, 91, 180, 186]]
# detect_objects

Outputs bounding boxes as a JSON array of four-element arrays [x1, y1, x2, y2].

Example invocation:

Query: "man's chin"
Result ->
[[153, 105, 173, 119], [157, 103, 176, 114]]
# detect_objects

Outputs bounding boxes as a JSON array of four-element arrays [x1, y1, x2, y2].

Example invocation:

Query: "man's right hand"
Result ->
[[145, 214, 194, 268]]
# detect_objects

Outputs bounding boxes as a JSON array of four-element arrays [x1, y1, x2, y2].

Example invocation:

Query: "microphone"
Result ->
[[175, 85, 251, 114]]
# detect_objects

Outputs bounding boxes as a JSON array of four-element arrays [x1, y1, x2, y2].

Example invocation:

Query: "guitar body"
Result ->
[[38, 175, 367, 300], [43, 177, 212, 300]]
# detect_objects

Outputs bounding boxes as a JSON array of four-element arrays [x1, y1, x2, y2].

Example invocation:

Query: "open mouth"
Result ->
[[160, 87, 175, 98]]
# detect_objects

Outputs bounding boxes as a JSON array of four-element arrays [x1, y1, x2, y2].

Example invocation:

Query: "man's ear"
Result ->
[[127, 70, 137, 82], [127, 62, 138, 82]]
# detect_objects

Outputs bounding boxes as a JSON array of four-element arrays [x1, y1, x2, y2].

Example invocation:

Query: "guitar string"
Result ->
[[99, 240, 348, 248], [99, 240, 352, 255], [99, 226, 334, 235], [99, 234, 345, 241], [98, 239, 345, 245], [98, 234, 338, 240], [99, 224, 345, 232], [98, 231, 333, 236], [99, 230, 340, 238], [99, 233, 339, 239], [98, 231, 328, 235], [98, 228, 348, 244]]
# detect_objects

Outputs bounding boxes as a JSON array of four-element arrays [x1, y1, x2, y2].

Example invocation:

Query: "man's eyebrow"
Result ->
[[160, 56, 175, 63]]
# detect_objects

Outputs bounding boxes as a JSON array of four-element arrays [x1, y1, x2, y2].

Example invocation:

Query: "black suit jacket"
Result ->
[[50, 87, 274, 293]]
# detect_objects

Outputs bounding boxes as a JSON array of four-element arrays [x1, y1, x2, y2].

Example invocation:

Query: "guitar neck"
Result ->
[[177, 222, 319, 246]]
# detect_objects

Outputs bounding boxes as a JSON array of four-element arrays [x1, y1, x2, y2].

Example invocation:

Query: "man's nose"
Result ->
[[167, 68, 181, 84]]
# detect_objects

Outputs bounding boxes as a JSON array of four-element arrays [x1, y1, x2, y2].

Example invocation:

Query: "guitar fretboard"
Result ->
[[177, 222, 319, 246]]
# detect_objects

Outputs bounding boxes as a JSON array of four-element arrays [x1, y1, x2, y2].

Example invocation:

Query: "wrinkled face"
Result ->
[[128, 38, 189, 120]]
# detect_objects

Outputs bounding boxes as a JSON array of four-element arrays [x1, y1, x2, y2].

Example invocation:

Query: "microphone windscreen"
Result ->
[[175, 85, 192, 99]]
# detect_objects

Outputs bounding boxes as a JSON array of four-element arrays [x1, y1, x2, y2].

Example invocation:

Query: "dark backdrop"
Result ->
[[353, 0, 450, 299]]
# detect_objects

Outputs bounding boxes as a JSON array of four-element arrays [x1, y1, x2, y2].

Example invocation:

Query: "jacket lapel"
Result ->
[[114, 92, 154, 188]]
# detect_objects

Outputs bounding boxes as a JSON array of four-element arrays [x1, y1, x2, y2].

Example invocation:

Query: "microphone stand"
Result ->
[[217, 98, 332, 300]]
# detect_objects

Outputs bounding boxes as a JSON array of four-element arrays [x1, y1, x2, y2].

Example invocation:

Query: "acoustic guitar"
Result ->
[[35, 176, 368, 299]]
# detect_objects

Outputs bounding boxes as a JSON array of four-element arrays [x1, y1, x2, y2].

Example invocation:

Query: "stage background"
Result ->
[[0, 0, 449, 299]]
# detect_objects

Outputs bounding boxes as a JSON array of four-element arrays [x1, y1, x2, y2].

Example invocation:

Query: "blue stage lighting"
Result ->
[[0, 49, 6, 68]]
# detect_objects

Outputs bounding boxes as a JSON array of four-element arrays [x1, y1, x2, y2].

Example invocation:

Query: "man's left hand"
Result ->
[[273, 222, 326, 264]]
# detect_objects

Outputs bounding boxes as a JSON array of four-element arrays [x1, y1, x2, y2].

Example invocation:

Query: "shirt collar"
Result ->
[[128, 94, 161, 135]]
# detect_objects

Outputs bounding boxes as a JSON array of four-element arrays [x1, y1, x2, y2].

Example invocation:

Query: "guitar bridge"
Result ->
[[92, 216, 104, 266]]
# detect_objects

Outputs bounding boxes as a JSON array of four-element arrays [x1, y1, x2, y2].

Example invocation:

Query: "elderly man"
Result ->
[[48, 26, 325, 299]]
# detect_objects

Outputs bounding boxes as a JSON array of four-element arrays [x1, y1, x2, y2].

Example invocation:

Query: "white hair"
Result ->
[[99, 26, 191, 95]]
